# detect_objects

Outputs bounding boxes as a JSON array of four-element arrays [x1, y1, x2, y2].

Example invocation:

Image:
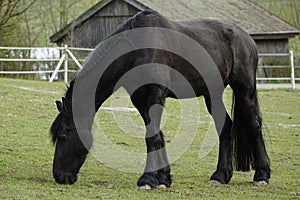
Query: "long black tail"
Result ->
[[231, 91, 260, 171]]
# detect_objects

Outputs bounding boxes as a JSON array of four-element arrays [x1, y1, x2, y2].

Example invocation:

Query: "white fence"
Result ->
[[257, 51, 300, 89], [0, 46, 299, 88], [0, 46, 93, 83]]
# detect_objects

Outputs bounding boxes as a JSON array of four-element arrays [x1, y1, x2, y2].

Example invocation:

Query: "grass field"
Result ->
[[0, 78, 299, 199]]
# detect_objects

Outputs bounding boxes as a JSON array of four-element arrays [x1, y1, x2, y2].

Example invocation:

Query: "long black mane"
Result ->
[[50, 81, 74, 143], [50, 112, 61, 143]]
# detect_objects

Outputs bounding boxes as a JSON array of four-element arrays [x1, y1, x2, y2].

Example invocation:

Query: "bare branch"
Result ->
[[0, 0, 37, 28], [9, 0, 37, 18]]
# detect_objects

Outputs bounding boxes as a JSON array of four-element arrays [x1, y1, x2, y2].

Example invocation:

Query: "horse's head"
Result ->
[[50, 98, 91, 185]]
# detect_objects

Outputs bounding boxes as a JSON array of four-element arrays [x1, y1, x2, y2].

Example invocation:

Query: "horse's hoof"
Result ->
[[158, 184, 167, 188], [253, 181, 268, 186], [138, 184, 152, 190], [209, 180, 222, 186]]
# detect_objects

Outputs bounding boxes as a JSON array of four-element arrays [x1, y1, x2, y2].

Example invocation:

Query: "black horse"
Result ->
[[50, 10, 270, 188]]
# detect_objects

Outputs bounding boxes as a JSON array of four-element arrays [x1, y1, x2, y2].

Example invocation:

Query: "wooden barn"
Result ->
[[50, 0, 300, 54]]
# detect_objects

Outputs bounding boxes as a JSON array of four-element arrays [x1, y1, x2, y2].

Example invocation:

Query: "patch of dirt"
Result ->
[[27, 177, 50, 184]]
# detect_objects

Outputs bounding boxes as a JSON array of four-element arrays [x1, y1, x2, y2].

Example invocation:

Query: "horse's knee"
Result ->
[[146, 131, 165, 152], [147, 133, 163, 146]]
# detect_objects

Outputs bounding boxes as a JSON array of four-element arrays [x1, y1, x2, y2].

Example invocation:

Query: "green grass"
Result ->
[[0, 78, 299, 199]]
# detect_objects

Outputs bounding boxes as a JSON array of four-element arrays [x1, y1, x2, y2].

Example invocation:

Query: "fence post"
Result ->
[[49, 54, 66, 83], [64, 45, 68, 84], [290, 50, 296, 89]]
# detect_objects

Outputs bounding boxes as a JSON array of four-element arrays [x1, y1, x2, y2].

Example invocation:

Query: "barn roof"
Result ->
[[136, 0, 299, 35], [50, 0, 300, 43]]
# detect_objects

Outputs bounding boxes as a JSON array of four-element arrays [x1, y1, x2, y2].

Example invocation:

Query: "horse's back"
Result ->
[[133, 10, 257, 73], [129, 10, 258, 97], [133, 9, 256, 52], [177, 17, 258, 71]]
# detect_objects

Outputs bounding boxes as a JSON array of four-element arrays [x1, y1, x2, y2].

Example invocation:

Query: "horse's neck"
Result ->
[[94, 83, 115, 112], [73, 50, 133, 115], [94, 59, 133, 111]]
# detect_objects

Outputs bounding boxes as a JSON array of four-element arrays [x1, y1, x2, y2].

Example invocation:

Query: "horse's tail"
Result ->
[[227, 22, 270, 176], [231, 92, 255, 171]]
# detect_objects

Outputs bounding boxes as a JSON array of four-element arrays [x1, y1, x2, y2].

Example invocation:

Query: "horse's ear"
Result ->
[[55, 100, 63, 113], [62, 97, 71, 112]]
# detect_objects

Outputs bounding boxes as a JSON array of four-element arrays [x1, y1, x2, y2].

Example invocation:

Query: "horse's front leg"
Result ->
[[138, 129, 171, 189], [130, 88, 172, 189]]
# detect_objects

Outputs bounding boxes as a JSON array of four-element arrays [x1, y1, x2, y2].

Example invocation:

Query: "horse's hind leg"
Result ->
[[230, 69, 271, 185], [130, 85, 171, 189], [204, 96, 233, 184]]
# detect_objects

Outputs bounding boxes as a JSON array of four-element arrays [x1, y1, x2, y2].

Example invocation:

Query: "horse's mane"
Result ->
[[49, 80, 73, 142], [50, 112, 62, 143], [104, 9, 161, 40], [64, 80, 74, 101], [104, 15, 136, 40]]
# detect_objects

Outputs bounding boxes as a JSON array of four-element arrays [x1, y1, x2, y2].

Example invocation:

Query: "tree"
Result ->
[[1, 0, 100, 47], [0, 0, 37, 46], [0, 0, 37, 29], [34, 0, 95, 46]]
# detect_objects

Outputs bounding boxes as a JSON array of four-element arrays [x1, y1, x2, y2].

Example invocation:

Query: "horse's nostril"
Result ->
[[54, 172, 78, 185], [53, 171, 63, 184], [54, 175, 64, 184], [65, 174, 77, 185]]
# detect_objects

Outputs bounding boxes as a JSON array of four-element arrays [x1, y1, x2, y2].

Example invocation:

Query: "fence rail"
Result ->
[[0, 45, 93, 83], [0, 46, 299, 89], [257, 51, 300, 89]]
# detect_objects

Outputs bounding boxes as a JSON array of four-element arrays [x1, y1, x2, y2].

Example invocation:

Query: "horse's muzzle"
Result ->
[[53, 172, 78, 185]]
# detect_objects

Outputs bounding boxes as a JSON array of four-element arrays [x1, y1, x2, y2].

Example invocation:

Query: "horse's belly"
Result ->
[[166, 74, 208, 99]]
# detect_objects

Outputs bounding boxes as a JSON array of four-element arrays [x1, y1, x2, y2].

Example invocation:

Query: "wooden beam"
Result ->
[[251, 32, 300, 40]]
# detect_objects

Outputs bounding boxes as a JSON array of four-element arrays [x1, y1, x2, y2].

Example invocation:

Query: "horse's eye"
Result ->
[[58, 134, 67, 141]]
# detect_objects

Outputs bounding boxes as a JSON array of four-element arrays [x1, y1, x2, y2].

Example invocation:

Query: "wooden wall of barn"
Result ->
[[63, 0, 139, 48], [255, 39, 289, 54]]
